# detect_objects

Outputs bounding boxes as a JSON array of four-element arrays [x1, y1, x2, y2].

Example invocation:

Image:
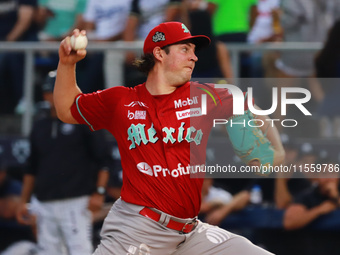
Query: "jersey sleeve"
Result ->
[[71, 86, 129, 131]]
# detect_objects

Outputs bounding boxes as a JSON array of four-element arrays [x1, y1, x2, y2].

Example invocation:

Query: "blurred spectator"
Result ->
[[34, 0, 101, 93], [0, 241, 38, 255], [205, 175, 309, 226], [83, 0, 131, 42], [296, 142, 319, 178], [123, 0, 182, 87], [279, 133, 299, 166], [124, 0, 182, 42], [315, 19, 340, 138], [186, 1, 233, 82], [206, 0, 257, 43], [204, 184, 251, 226], [92, 145, 123, 248], [0, 0, 38, 114], [283, 163, 340, 230], [0, 167, 21, 220], [36, 0, 87, 41], [266, 0, 340, 126], [276, 0, 340, 78], [288, 142, 319, 182], [16, 71, 111, 255], [200, 178, 233, 217], [248, 0, 282, 44], [203, 178, 254, 226], [106, 167, 123, 203], [204, 136, 316, 226], [274, 136, 311, 209], [0, 165, 36, 253], [248, 0, 282, 78], [83, 0, 132, 88], [206, 0, 257, 78]]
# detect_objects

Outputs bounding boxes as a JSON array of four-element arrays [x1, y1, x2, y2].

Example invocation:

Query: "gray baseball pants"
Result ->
[[93, 198, 274, 255]]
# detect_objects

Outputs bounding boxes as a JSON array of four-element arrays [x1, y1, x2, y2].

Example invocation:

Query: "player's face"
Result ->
[[162, 42, 198, 86]]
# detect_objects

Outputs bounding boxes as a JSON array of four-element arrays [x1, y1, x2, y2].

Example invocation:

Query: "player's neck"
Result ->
[[145, 71, 177, 96]]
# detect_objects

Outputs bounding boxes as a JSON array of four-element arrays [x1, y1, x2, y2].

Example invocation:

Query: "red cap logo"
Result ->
[[143, 22, 210, 54]]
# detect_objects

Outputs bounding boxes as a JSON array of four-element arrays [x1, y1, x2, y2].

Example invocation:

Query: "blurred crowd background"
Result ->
[[1, 0, 340, 254]]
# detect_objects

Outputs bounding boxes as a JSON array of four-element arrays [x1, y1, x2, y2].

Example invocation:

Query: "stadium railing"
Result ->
[[0, 41, 322, 136]]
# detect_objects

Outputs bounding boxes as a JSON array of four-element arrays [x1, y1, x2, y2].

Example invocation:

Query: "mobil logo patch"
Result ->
[[174, 96, 198, 109]]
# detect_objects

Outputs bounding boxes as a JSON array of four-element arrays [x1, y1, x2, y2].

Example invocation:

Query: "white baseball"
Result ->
[[70, 34, 88, 50]]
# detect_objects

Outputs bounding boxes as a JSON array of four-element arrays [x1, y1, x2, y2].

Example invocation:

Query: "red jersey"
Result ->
[[71, 81, 235, 218]]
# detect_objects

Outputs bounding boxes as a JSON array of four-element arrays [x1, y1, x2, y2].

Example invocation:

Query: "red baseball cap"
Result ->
[[143, 22, 211, 54]]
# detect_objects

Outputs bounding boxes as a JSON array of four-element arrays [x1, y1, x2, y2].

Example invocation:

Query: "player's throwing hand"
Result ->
[[59, 29, 87, 66]]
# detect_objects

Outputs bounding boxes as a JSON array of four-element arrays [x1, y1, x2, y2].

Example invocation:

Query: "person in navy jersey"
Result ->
[[0, 164, 36, 253], [0, 0, 39, 114], [315, 19, 340, 138], [16, 71, 111, 255]]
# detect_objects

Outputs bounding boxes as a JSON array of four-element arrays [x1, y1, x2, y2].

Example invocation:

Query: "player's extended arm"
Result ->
[[255, 109, 285, 166], [54, 29, 87, 124], [226, 105, 285, 168]]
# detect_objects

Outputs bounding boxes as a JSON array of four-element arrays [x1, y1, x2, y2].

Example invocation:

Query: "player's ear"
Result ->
[[153, 46, 164, 62]]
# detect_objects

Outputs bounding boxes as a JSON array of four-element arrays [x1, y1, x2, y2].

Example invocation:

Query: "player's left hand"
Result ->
[[88, 193, 105, 213], [226, 111, 275, 171]]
